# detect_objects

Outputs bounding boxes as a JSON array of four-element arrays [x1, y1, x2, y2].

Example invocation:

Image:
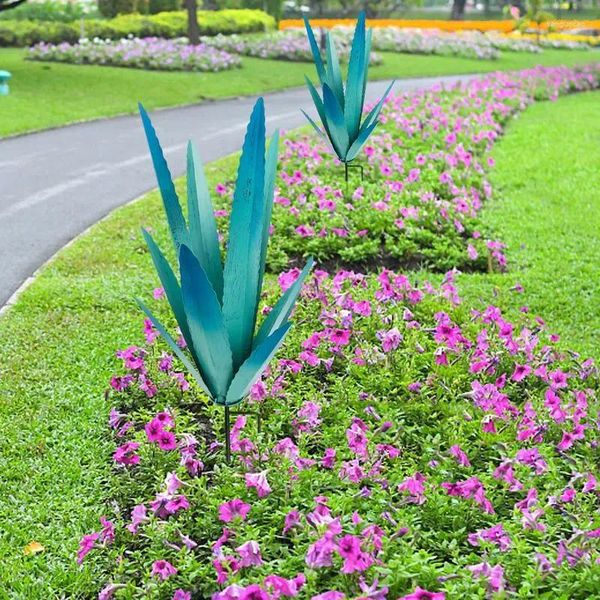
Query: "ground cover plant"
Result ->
[[2, 46, 599, 138], [75, 65, 600, 599], [0, 88, 599, 597], [212, 65, 600, 274]]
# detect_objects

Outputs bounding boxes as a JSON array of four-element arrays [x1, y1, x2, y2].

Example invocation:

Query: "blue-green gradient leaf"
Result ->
[[346, 121, 378, 162], [301, 109, 327, 140], [303, 15, 326, 84], [344, 10, 367, 141], [226, 323, 292, 405], [253, 257, 314, 348], [256, 130, 279, 305], [138, 103, 188, 252], [222, 98, 266, 369], [325, 33, 345, 109], [180, 244, 233, 400], [137, 298, 211, 398], [361, 80, 395, 132], [142, 228, 192, 346], [322, 82, 350, 160], [186, 141, 224, 302]]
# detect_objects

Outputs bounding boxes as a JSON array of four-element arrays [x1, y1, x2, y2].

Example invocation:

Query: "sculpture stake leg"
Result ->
[[224, 405, 231, 464]]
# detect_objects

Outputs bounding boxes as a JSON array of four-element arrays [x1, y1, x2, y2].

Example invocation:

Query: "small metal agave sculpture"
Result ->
[[303, 11, 395, 181], [138, 98, 313, 462]]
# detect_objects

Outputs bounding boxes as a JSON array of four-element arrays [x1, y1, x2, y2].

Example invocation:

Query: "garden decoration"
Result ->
[[0, 70, 11, 95], [302, 11, 395, 184], [137, 98, 314, 463]]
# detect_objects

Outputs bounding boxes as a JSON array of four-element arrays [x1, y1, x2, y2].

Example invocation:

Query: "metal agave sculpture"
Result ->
[[302, 11, 395, 180], [138, 98, 313, 462]]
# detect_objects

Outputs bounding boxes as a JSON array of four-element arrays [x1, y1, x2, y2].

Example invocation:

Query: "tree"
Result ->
[[450, 0, 467, 20], [0, 0, 27, 12], [185, 0, 200, 45]]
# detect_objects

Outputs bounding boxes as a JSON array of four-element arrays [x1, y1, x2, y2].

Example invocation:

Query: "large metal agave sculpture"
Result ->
[[138, 98, 313, 461], [303, 11, 395, 179]]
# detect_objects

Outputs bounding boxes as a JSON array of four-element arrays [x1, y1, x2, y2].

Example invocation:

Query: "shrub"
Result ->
[[0, 0, 96, 22], [0, 8, 275, 47], [97, 0, 182, 18]]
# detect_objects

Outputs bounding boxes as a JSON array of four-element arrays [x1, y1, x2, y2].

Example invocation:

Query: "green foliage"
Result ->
[[97, 0, 182, 18], [303, 11, 394, 164], [138, 99, 312, 409], [0, 8, 275, 46], [0, 0, 95, 22]]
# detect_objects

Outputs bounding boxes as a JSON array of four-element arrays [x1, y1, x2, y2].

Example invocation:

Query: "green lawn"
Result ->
[[459, 90, 600, 359], [0, 47, 598, 137], [0, 90, 599, 596]]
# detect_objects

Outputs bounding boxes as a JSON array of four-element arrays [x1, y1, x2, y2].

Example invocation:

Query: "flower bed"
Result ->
[[203, 30, 382, 64], [89, 268, 600, 599], [27, 37, 241, 72], [211, 65, 599, 274], [76, 64, 600, 600], [334, 26, 501, 60]]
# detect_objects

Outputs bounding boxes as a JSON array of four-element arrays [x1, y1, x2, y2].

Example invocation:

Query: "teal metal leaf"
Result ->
[[256, 130, 279, 306], [137, 298, 211, 398], [322, 82, 349, 160], [222, 98, 266, 370], [226, 323, 292, 405], [253, 257, 314, 348], [301, 109, 327, 140], [138, 103, 188, 252], [325, 33, 344, 109], [142, 228, 192, 346], [186, 141, 224, 302], [344, 11, 367, 141], [345, 121, 378, 162], [303, 15, 326, 84], [180, 243, 233, 400], [361, 80, 395, 132]]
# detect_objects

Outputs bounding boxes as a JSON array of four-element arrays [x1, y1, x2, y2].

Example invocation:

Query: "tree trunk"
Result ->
[[186, 0, 200, 45], [450, 0, 467, 20]]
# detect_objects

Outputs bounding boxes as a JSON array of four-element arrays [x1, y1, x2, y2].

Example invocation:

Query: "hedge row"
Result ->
[[0, 9, 275, 47]]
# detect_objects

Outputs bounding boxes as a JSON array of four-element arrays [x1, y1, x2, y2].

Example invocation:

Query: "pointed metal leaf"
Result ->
[[254, 257, 313, 348], [256, 130, 279, 305], [138, 103, 188, 252], [180, 244, 234, 400], [187, 141, 224, 302], [222, 98, 266, 369], [301, 109, 327, 140], [346, 121, 378, 163], [344, 11, 367, 141], [137, 298, 211, 397], [322, 82, 350, 161], [361, 80, 395, 133], [325, 33, 345, 109], [303, 15, 326, 84], [226, 323, 292, 405], [142, 228, 192, 347]]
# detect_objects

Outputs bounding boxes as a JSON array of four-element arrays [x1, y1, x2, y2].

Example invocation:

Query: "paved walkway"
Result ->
[[0, 74, 475, 306]]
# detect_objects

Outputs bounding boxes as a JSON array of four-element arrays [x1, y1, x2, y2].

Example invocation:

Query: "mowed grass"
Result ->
[[458, 90, 600, 359], [0, 92, 599, 596], [0, 46, 599, 136]]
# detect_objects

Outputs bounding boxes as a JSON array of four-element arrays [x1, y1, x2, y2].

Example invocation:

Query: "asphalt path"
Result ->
[[0, 73, 475, 306]]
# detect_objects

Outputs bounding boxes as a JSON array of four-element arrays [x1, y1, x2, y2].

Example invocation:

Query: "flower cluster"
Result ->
[[203, 30, 382, 64], [212, 64, 600, 274], [334, 26, 501, 60], [84, 265, 600, 598], [27, 37, 241, 72]]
